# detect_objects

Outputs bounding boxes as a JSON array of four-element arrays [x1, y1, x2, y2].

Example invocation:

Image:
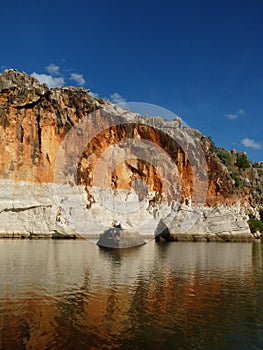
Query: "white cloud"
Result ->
[[110, 92, 127, 105], [70, 73, 85, 86], [46, 63, 60, 75], [31, 72, 65, 88], [237, 108, 246, 115], [241, 138, 262, 150], [226, 113, 238, 120], [226, 108, 246, 120], [89, 91, 99, 98]]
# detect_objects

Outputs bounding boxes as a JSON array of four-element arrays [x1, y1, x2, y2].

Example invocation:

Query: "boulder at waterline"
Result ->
[[97, 227, 146, 248]]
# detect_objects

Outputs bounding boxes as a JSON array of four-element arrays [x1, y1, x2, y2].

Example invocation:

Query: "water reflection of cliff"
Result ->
[[0, 240, 262, 349]]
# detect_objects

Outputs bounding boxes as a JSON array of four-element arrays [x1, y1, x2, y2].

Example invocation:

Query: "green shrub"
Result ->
[[236, 153, 250, 170], [248, 218, 263, 233], [216, 148, 232, 167], [231, 171, 242, 187], [207, 136, 216, 152]]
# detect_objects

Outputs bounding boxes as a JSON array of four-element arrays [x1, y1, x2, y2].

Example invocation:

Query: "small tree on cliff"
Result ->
[[236, 153, 250, 170]]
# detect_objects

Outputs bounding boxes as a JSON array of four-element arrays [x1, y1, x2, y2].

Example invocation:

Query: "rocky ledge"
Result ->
[[155, 205, 254, 242]]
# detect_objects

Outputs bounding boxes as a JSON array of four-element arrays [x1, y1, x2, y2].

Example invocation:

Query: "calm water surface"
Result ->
[[0, 240, 262, 349]]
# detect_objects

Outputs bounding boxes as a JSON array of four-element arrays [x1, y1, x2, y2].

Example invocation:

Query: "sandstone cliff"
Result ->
[[0, 69, 261, 241]]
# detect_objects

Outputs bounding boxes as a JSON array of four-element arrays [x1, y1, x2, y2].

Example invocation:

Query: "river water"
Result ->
[[0, 239, 262, 349]]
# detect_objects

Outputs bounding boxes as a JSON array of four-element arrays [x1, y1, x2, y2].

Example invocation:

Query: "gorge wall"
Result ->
[[0, 69, 261, 241]]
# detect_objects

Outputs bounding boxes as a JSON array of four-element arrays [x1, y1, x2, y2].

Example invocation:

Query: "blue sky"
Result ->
[[1, 0, 262, 161]]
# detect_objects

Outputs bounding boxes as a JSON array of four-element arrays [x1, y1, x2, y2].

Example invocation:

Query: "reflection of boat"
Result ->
[[96, 226, 146, 249]]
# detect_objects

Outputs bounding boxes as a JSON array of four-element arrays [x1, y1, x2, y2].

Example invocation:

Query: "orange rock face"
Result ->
[[0, 69, 260, 213], [0, 70, 95, 183]]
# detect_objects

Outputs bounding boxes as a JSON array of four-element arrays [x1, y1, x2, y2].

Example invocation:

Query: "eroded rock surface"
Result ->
[[155, 205, 252, 242], [0, 69, 261, 240]]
